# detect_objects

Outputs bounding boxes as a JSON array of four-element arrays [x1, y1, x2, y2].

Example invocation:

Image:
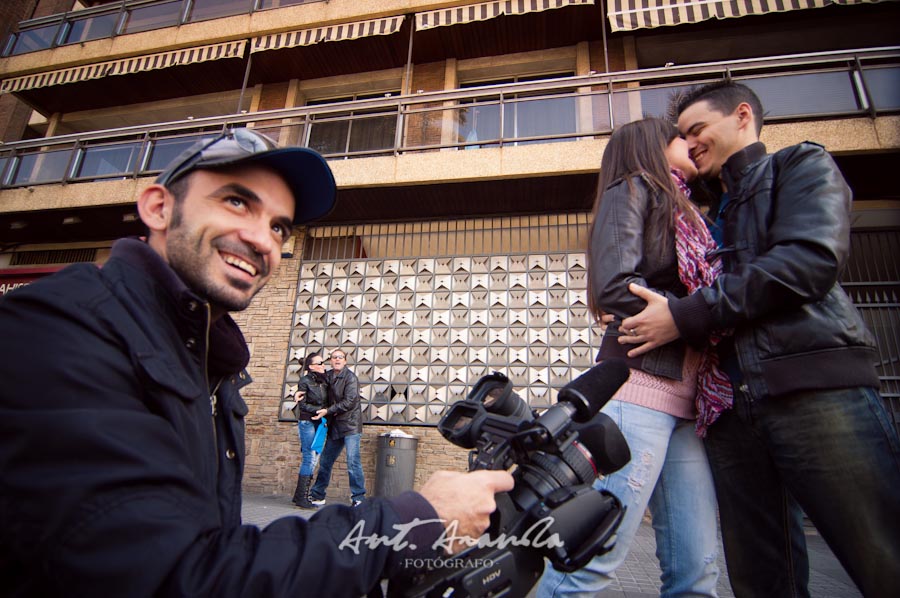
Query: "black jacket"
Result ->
[[0, 239, 441, 597], [591, 175, 691, 380], [327, 367, 363, 439], [294, 372, 329, 421], [670, 142, 879, 400]]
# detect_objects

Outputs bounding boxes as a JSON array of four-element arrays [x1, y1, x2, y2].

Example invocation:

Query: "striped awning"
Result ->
[[416, 0, 595, 31], [251, 15, 405, 54], [608, 0, 880, 32], [0, 40, 246, 94]]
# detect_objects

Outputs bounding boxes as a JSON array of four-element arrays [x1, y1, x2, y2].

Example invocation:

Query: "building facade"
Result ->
[[1, 0, 898, 498]]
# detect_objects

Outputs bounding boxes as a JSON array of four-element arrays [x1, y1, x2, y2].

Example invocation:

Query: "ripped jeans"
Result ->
[[537, 400, 720, 598]]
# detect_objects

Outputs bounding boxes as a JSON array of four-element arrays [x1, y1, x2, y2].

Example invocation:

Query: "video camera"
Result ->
[[389, 360, 632, 598]]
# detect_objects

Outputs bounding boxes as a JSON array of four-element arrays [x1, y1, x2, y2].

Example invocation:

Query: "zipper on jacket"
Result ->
[[201, 303, 220, 468]]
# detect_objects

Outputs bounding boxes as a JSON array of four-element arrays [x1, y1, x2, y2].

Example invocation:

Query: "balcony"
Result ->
[[1, 47, 897, 194], [2, 0, 324, 57]]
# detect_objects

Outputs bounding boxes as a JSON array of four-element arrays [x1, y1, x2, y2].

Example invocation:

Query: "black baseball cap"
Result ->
[[155, 128, 336, 224]]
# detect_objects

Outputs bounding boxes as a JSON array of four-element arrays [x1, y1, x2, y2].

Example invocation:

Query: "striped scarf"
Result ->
[[671, 169, 733, 437]]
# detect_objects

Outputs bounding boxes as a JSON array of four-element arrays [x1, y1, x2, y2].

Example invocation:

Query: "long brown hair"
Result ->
[[587, 117, 703, 321]]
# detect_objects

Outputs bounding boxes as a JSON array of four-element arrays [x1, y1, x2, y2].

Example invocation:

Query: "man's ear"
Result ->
[[735, 102, 755, 133], [137, 184, 172, 234]]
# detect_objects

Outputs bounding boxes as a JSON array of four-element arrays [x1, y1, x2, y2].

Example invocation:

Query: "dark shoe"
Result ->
[[292, 475, 315, 509]]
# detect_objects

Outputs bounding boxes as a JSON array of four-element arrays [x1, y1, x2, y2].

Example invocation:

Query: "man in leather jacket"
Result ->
[[0, 128, 513, 597], [617, 82, 899, 597], [309, 348, 367, 506]]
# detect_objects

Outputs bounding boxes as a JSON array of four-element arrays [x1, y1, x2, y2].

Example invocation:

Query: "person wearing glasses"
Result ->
[[290, 352, 329, 509], [0, 128, 514, 597], [309, 349, 366, 507]]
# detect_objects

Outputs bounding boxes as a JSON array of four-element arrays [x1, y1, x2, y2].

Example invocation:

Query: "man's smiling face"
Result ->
[[677, 99, 745, 180], [163, 165, 294, 316]]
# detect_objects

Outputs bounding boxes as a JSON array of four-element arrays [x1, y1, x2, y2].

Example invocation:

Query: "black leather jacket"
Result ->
[[0, 239, 442, 596], [670, 142, 879, 400], [591, 175, 691, 380], [294, 373, 328, 421], [327, 367, 363, 439]]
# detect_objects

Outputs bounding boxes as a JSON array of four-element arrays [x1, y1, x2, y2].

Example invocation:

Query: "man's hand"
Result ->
[[311, 408, 328, 420], [619, 283, 680, 357], [419, 470, 514, 555]]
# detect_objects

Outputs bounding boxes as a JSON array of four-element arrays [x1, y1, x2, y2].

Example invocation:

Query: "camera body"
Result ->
[[390, 363, 631, 598]]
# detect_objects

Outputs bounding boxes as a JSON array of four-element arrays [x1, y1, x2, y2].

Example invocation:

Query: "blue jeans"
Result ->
[[297, 419, 320, 477], [310, 433, 366, 502], [537, 400, 720, 598], [704, 386, 900, 598]]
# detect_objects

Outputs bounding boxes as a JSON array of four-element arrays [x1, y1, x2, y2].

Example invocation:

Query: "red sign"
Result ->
[[0, 267, 63, 297]]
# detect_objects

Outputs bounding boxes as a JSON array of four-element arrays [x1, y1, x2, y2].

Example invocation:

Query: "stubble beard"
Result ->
[[166, 220, 258, 314]]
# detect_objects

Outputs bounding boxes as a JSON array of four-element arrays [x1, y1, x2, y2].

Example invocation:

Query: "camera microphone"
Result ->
[[558, 359, 630, 422]]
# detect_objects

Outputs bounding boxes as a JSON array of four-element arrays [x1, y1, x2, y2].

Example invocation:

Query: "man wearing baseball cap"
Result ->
[[0, 128, 513, 596]]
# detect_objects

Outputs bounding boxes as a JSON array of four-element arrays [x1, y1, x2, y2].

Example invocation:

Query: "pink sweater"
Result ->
[[609, 348, 702, 420]]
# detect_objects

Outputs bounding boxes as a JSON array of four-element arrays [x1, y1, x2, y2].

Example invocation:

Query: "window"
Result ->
[[122, 1, 183, 35], [145, 134, 214, 174], [259, 0, 318, 8], [61, 13, 118, 46], [863, 67, 900, 112], [458, 73, 577, 148], [11, 149, 74, 186], [188, 0, 254, 22], [306, 93, 399, 157], [75, 142, 143, 180], [10, 23, 59, 55]]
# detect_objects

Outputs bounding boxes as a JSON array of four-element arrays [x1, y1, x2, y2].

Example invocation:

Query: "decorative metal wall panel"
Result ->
[[281, 214, 602, 425]]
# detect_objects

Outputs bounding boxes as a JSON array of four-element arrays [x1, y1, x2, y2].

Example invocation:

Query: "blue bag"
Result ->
[[311, 417, 327, 453]]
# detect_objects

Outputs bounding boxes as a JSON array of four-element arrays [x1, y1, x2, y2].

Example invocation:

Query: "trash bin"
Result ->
[[374, 430, 418, 498]]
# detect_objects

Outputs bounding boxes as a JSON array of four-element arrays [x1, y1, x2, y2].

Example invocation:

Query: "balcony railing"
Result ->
[[0, 47, 897, 190], [2, 0, 322, 56]]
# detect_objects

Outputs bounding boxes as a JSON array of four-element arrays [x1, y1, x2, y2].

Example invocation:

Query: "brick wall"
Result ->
[[234, 231, 470, 499], [404, 61, 446, 149]]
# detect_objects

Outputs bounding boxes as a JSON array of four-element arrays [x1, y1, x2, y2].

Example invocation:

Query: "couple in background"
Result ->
[[540, 81, 900, 598], [291, 349, 367, 509]]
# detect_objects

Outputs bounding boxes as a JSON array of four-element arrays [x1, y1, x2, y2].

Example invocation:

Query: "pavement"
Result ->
[[242, 492, 861, 597]]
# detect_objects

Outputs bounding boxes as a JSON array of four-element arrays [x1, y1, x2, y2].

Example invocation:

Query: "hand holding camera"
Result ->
[[391, 360, 632, 598]]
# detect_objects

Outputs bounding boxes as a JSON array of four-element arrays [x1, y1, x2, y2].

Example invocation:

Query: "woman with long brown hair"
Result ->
[[538, 117, 724, 597]]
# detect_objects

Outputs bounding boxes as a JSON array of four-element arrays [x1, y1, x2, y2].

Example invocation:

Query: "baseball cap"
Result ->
[[155, 128, 336, 224]]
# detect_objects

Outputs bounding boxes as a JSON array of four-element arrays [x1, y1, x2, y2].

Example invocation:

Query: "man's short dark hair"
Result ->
[[676, 80, 764, 135]]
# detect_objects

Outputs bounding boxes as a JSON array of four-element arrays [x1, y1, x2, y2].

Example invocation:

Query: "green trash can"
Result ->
[[375, 432, 418, 498]]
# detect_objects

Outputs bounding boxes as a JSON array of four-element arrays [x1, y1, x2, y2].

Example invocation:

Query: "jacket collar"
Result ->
[[110, 238, 250, 378], [721, 141, 767, 193]]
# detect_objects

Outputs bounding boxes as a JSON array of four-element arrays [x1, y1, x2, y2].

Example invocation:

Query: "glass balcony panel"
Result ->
[[145, 134, 213, 173], [123, 1, 183, 34], [0, 156, 9, 185], [864, 67, 900, 111], [743, 72, 860, 117], [456, 102, 502, 148], [76, 142, 143, 179], [509, 95, 577, 144], [259, 0, 318, 8], [12, 149, 73, 186], [62, 13, 118, 45], [189, 0, 254, 22], [308, 120, 350, 156], [10, 23, 59, 55], [348, 115, 396, 154], [589, 90, 613, 133]]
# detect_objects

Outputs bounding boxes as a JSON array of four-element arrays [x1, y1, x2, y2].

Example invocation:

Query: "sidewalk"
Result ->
[[241, 493, 861, 597]]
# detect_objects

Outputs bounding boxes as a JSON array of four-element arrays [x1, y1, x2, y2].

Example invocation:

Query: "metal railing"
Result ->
[[0, 47, 897, 190], [2, 0, 323, 56]]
